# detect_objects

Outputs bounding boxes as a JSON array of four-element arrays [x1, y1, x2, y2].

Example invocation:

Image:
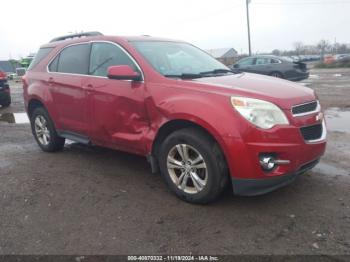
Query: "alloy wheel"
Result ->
[[34, 115, 51, 146], [167, 144, 208, 194]]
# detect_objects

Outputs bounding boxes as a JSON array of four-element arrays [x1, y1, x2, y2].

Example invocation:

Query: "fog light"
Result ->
[[260, 155, 276, 171], [259, 154, 291, 172]]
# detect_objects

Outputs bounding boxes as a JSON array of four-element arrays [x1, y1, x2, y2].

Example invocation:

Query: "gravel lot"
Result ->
[[0, 68, 349, 255]]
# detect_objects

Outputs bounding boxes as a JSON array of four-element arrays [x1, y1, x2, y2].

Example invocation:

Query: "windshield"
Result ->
[[131, 41, 231, 78]]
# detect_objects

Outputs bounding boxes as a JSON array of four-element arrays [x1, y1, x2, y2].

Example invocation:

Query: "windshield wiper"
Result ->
[[200, 68, 234, 75], [164, 73, 203, 79], [164, 69, 235, 79]]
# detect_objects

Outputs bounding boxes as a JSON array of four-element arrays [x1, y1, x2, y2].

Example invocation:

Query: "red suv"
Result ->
[[23, 32, 326, 203]]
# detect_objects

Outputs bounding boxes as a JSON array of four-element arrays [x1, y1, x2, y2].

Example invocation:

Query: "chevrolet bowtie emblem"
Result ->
[[316, 112, 324, 122]]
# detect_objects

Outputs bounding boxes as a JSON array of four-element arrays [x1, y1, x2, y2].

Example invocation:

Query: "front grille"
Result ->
[[292, 101, 318, 115], [300, 123, 323, 141]]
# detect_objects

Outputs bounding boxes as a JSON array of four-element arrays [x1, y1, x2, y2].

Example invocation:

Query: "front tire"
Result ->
[[30, 107, 65, 152], [158, 128, 228, 204]]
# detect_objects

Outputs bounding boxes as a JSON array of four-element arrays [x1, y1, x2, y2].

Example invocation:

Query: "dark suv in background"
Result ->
[[0, 69, 11, 107]]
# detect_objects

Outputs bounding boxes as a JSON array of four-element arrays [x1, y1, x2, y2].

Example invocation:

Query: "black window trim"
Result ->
[[254, 57, 283, 66], [46, 41, 144, 81], [272, 58, 282, 64], [48, 52, 61, 72], [47, 42, 90, 75], [254, 57, 272, 66]]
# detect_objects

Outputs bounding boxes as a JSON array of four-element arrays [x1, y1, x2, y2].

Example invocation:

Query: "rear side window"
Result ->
[[255, 57, 270, 65], [27, 47, 54, 70], [271, 58, 280, 64], [57, 44, 90, 74], [49, 55, 59, 72]]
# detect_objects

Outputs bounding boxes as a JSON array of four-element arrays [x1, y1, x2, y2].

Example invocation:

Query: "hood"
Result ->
[[190, 73, 315, 110]]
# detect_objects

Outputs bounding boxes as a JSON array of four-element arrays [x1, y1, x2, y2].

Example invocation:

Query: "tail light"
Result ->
[[0, 71, 7, 79]]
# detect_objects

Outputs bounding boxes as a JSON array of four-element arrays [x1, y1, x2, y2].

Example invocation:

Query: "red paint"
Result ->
[[0, 70, 7, 81], [23, 35, 326, 181]]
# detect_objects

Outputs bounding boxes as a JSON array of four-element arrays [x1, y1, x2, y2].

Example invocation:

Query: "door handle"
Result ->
[[84, 84, 94, 92], [48, 77, 54, 85]]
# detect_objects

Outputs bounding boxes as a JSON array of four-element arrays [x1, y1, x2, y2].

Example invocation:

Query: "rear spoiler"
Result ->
[[49, 31, 103, 43]]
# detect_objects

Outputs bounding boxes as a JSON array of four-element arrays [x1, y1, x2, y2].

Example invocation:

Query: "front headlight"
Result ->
[[230, 96, 289, 129]]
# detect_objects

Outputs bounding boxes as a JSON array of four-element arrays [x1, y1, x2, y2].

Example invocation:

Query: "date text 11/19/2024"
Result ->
[[127, 255, 219, 261]]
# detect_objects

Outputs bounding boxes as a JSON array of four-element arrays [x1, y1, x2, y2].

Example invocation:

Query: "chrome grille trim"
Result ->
[[292, 100, 320, 117]]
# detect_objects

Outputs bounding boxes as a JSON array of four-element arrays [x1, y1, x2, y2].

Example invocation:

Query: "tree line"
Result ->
[[271, 40, 350, 57]]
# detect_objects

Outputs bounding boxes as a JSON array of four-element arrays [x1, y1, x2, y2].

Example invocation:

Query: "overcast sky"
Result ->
[[0, 0, 349, 59]]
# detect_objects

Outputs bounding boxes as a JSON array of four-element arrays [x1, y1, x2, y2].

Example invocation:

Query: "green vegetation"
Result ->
[[19, 57, 33, 68], [314, 62, 350, 68]]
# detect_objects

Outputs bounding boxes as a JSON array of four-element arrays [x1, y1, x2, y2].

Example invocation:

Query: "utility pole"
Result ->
[[246, 0, 252, 56]]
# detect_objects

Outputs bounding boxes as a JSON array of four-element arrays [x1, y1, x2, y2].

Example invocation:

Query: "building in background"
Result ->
[[206, 48, 238, 65], [0, 61, 16, 73]]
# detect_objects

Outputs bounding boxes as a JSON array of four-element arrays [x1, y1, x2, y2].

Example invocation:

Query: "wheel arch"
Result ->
[[28, 98, 46, 118], [269, 71, 284, 78], [150, 118, 230, 176]]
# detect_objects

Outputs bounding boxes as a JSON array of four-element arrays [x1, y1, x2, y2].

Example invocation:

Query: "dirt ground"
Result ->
[[0, 67, 349, 255]]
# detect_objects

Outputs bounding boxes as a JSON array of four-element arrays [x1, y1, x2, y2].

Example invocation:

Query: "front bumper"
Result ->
[[222, 106, 327, 196], [232, 158, 319, 196]]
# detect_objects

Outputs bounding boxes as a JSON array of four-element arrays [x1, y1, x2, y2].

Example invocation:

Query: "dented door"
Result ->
[[86, 42, 150, 154], [86, 77, 149, 154]]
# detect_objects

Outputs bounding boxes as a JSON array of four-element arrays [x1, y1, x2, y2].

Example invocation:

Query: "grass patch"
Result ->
[[315, 62, 350, 68]]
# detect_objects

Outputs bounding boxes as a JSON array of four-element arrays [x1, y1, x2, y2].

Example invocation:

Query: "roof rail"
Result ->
[[49, 31, 103, 43]]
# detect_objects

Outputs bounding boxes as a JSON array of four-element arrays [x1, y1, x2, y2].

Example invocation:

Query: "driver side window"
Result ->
[[89, 42, 138, 77]]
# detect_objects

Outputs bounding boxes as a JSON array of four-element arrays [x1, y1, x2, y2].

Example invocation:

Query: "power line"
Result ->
[[253, 0, 350, 5], [254, 0, 350, 2]]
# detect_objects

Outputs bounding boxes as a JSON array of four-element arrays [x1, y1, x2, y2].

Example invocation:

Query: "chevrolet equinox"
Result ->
[[23, 32, 327, 203]]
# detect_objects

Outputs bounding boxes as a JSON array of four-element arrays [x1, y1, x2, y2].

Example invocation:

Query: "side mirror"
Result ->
[[233, 64, 240, 68], [107, 65, 142, 81]]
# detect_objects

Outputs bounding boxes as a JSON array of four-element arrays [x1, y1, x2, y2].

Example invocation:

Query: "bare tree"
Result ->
[[337, 44, 349, 54], [317, 39, 330, 58], [333, 43, 341, 54], [294, 41, 304, 55], [271, 49, 281, 56]]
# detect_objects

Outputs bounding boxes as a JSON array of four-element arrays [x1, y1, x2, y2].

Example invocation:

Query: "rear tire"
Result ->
[[158, 128, 229, 204], [30, 107, 65, 152]]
